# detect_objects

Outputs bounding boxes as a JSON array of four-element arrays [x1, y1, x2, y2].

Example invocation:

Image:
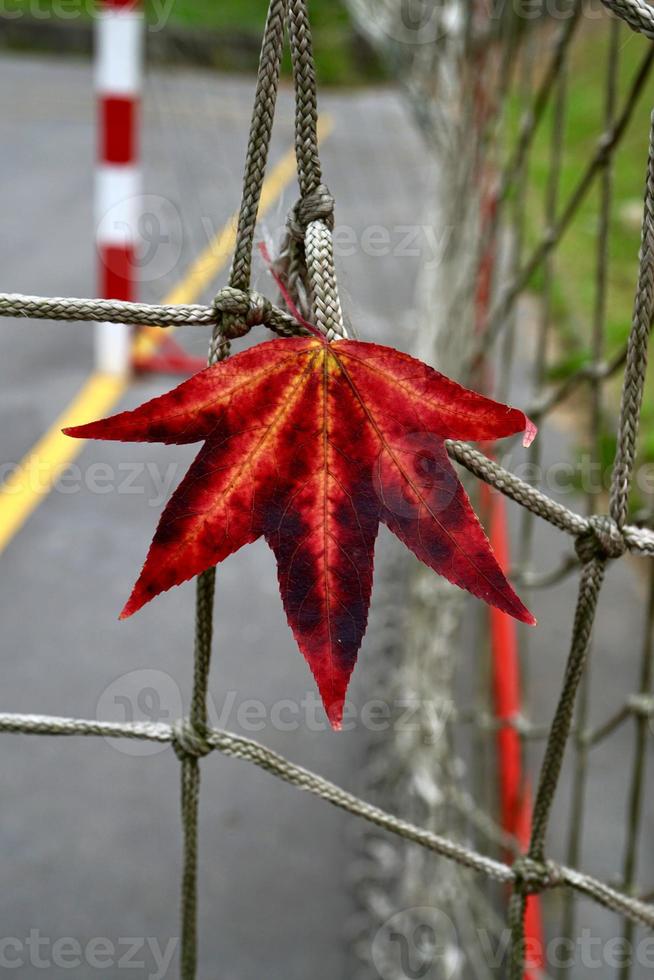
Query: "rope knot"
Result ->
[[627, 693, 654, 719], [172, 719, 213, 761], [512, 856, 562, 895], [213, 286, 272, 339], [287, 184, 335, 239], [575, 515, 627, 563]]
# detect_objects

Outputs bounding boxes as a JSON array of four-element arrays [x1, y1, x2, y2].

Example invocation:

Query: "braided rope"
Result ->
[[305, 219, 346, 339], [529, 558, 608, 858], [480, 41, 654, 360], [0, 293, 217, 326], [176, 9, 294, 971], [0, 288, 305, 337], [1, 292, 653, 556], [8, 288, 654, 556], [610, 112, 654, 527], [1, 2, 654, 977], [180, 5, 347, 975], [1, 711, 653, 929], [338, 3, 654, 975], [602, 0, 654, 39], [227, 0, 288, 294], [287, 0, 323, 196], [500, 30, 654, 977], [273, 183, 335, 321]]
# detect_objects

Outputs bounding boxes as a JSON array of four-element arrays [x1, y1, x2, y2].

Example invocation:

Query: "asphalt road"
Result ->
[[0, 49, 652, 980], [498, 321, 654, 980], [0, 53, 431, 980]]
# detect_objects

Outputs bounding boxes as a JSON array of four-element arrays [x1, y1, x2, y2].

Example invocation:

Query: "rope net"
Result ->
[[347, 1, 654, 977], [1, 1, 654, 977]]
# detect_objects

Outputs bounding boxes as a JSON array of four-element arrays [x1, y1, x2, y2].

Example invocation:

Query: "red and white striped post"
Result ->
[[94, 0, 144, 374]]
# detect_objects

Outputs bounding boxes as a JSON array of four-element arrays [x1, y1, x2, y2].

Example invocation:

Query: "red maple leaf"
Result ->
[[65, 335, 535, 728]]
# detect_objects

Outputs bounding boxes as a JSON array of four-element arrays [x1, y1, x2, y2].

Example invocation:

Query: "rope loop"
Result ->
[[512, 856, 563, 895], [287, 183, 335, 240], [627, 693, 654, 718], [212, 286, 273, 340], [575, 514, 627, 563], [173, 719, 213, 761]]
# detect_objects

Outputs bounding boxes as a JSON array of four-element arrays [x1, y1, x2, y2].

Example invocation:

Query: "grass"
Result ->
[[507, 17, 654, 477], [4, 0, 384, 85], [149, 0, 384, 84]]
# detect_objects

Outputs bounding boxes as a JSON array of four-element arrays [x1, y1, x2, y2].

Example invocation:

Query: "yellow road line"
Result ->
[[133, 114, 333, 360], [0, 373, 125, 553], [0, 115, 333, 554]]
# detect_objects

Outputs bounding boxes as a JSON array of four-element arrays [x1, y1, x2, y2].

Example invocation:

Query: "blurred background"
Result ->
[[0, 1, 653, 978]]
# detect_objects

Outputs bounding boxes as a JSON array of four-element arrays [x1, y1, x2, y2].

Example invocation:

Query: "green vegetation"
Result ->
[[3, 0, 384, 85], [508, 21, 654, 471], [157, 0, 380, 85]]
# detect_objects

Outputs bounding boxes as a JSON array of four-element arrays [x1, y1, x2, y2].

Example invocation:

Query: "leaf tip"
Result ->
[[326, 701, 345, 731], [516, 595, 538, 625], [119, 594, 140, 620], [513, 605, 537, 627], [314, 683, 348, 731], [522, 418, 538, 448]]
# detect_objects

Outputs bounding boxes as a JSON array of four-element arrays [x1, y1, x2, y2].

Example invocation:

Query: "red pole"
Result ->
[[94, 0, 143, 374], [471, 8, 545, 972]]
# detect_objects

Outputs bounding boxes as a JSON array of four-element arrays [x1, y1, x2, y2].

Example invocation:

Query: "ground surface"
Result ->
[[0, 53, 430, 980], [0, 50, 653, 980], [0, 0, 384, 85], [498, 314, 654, 979]]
